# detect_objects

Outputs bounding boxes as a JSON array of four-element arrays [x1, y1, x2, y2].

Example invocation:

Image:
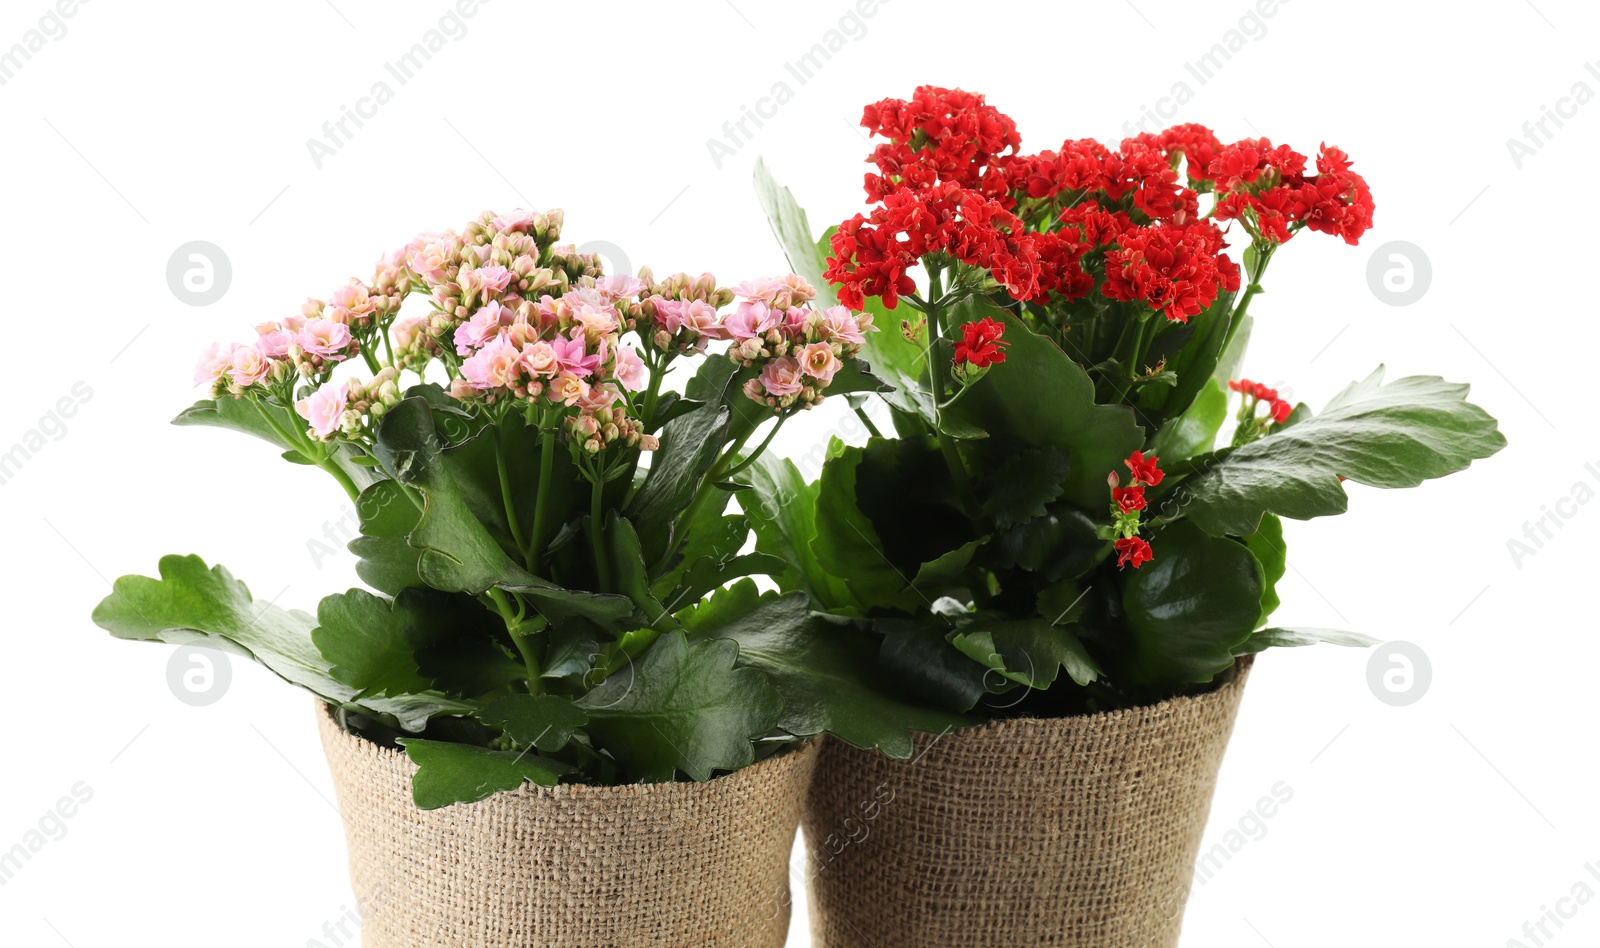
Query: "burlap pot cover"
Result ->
[[315, 702, 819, 947], [802, 658, 1252, 947]]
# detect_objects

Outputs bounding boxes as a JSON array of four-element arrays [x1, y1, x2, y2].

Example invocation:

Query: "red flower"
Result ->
[[953, 317, 1009, 368], [1102, 223, 1232, 322], [1125, 450, 1164, 486], [1112, 484, 1146, 513], [1114, 535, 1154, 569], [1230, 378, 1294, 425]]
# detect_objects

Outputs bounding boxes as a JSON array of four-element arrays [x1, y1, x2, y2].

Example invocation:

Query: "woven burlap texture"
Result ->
[[316, 702, 818, 948], [803, 658, 1252, 948]]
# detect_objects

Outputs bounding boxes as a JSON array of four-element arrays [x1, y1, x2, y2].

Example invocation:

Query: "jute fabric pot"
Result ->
[[802, 658, 1252, 947], [316, 702, 817, 947]]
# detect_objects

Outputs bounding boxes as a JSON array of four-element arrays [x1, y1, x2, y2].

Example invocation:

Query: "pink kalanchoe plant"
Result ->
[[96, 207, 938, 807]]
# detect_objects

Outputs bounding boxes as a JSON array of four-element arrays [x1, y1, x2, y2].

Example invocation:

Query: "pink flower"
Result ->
[[819, 305, 867, 346], [573, 303, 619, 340], [680, 300, 726, 340], [194, 342, 234, 386], [735, 276, 780, 302], [256, 327, 295, 358], [408, 235, 459, 283], [594, 274, 645, 301], [578, 385, 620, 412], [475, 265, 514, 300], [296, 381, 348, 438], [724, 300, 777, 340], [548, 371, 591, 406], [230, 345, 273, 389], [551, 333, 601, 377], [301, 299, 326, 320], [327, 281, 376, 323], [493, 208, 537, 233], [759, 357, 804, 397], [611, 345, 648, 392], [296, 318, 353, 360], [798, 342, 841, 384], [453, 301, 512, 356], [521, 340, 560, 377], [460, 336, 523, 391], [392, 314, 427, 351]]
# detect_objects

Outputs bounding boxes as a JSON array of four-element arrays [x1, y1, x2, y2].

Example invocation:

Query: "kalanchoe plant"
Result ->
[[92, 208, 959, 808], [749, 86, 1506, 714]]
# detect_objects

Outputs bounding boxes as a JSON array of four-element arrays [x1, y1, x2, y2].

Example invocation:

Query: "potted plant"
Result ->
[[89, 207, 955, 947], [747, 86, 1507, 947]]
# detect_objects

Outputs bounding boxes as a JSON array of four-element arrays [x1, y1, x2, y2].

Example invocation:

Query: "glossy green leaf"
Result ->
[[737, 454, 860, 611], [474, 694, 589, 751], [1241, 513, 1287, 627], [943, 300, 1145, 511], [627, 401, 731, 566], [92, 555, 469, 731], [399, 738, 573, 809], [576, 632, 782, 782], [692, 588, 971, 757], [812, 443, 924, 612], [1235, 626, 1382, 654], [982, 444, 1073, 528], [1119, 521, 1265, 685], [1149, 377, 1227, 460], [1166, 367, 1507, 536], [879, 617, 998, 714]]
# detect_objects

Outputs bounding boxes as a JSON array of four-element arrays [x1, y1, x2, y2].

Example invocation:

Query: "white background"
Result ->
[[0, 0, 1590, 945]]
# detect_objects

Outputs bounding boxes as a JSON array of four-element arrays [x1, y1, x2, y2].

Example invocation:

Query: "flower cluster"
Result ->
[[1106, 450, 1164, 569], [193, 208, 874, 450], [952, 316, 1008, 382], [826, 86, 1374, 322], [1229, 377, 1295, 447], [725, 277, 876, 413]]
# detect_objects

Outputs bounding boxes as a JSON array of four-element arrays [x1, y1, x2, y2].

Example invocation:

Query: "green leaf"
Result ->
[[92, 555, 469, 731], [949, 617, 1101, 691], [349, 480, 425, 595], [697, 590, 972, 758], [1135, 288, 1237, 427], [1240, 513, 1287, 627], [879, 617, 1000, 714], [315, 587, 520, 700], [1119, 521, 1264, 685], [575, 632, 782, 782], [660, 552, 786, 614], [943, 300, 1145, 511], [174, 396, 380, 492], [1166, 367, 1508, 536], [738, 454, 861, 612], [812, 443, 924, 612], [1149, 377, 1228, 460], [982, 444, 1074, 528], [908, 538, 984, 591], [474, 694, 589, 751], [822, 358, 893, 398], [399, 738, 573, 810], [989, 502, 1109, 584], [627, 401, 731, 566], [1236, 626, 1382, 654], [373, 397, 538, 593]]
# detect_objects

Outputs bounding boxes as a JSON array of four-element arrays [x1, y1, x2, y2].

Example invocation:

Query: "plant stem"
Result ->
[[922, 273, 976, 507], [854, 405, 884, 439], [494, 423, 531, 567], [319, 460, 361, 503], [719, 416, 786, 481], [587, 463, 613, 591], [529, 424, 556, 575]]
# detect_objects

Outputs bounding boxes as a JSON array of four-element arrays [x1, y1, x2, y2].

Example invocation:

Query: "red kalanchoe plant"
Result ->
[[751, 86, 1503, 716]]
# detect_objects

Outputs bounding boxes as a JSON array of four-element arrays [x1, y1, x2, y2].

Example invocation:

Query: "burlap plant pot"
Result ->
[[802, 657, 1253, 947], [315, 702, 819, 947]]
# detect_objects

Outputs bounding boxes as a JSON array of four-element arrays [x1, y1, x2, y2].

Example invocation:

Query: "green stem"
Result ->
[[587, 464, 614, 591], [494, 423, 531, 568], [719, 416, 786, 481], [854, 405, 884, 439], [1217, 246, 1275, 370], [319, 460, 361, 503], [923, 279, 976, 508], [253, 398, 361, 503], [529, 424, 557, 574]]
